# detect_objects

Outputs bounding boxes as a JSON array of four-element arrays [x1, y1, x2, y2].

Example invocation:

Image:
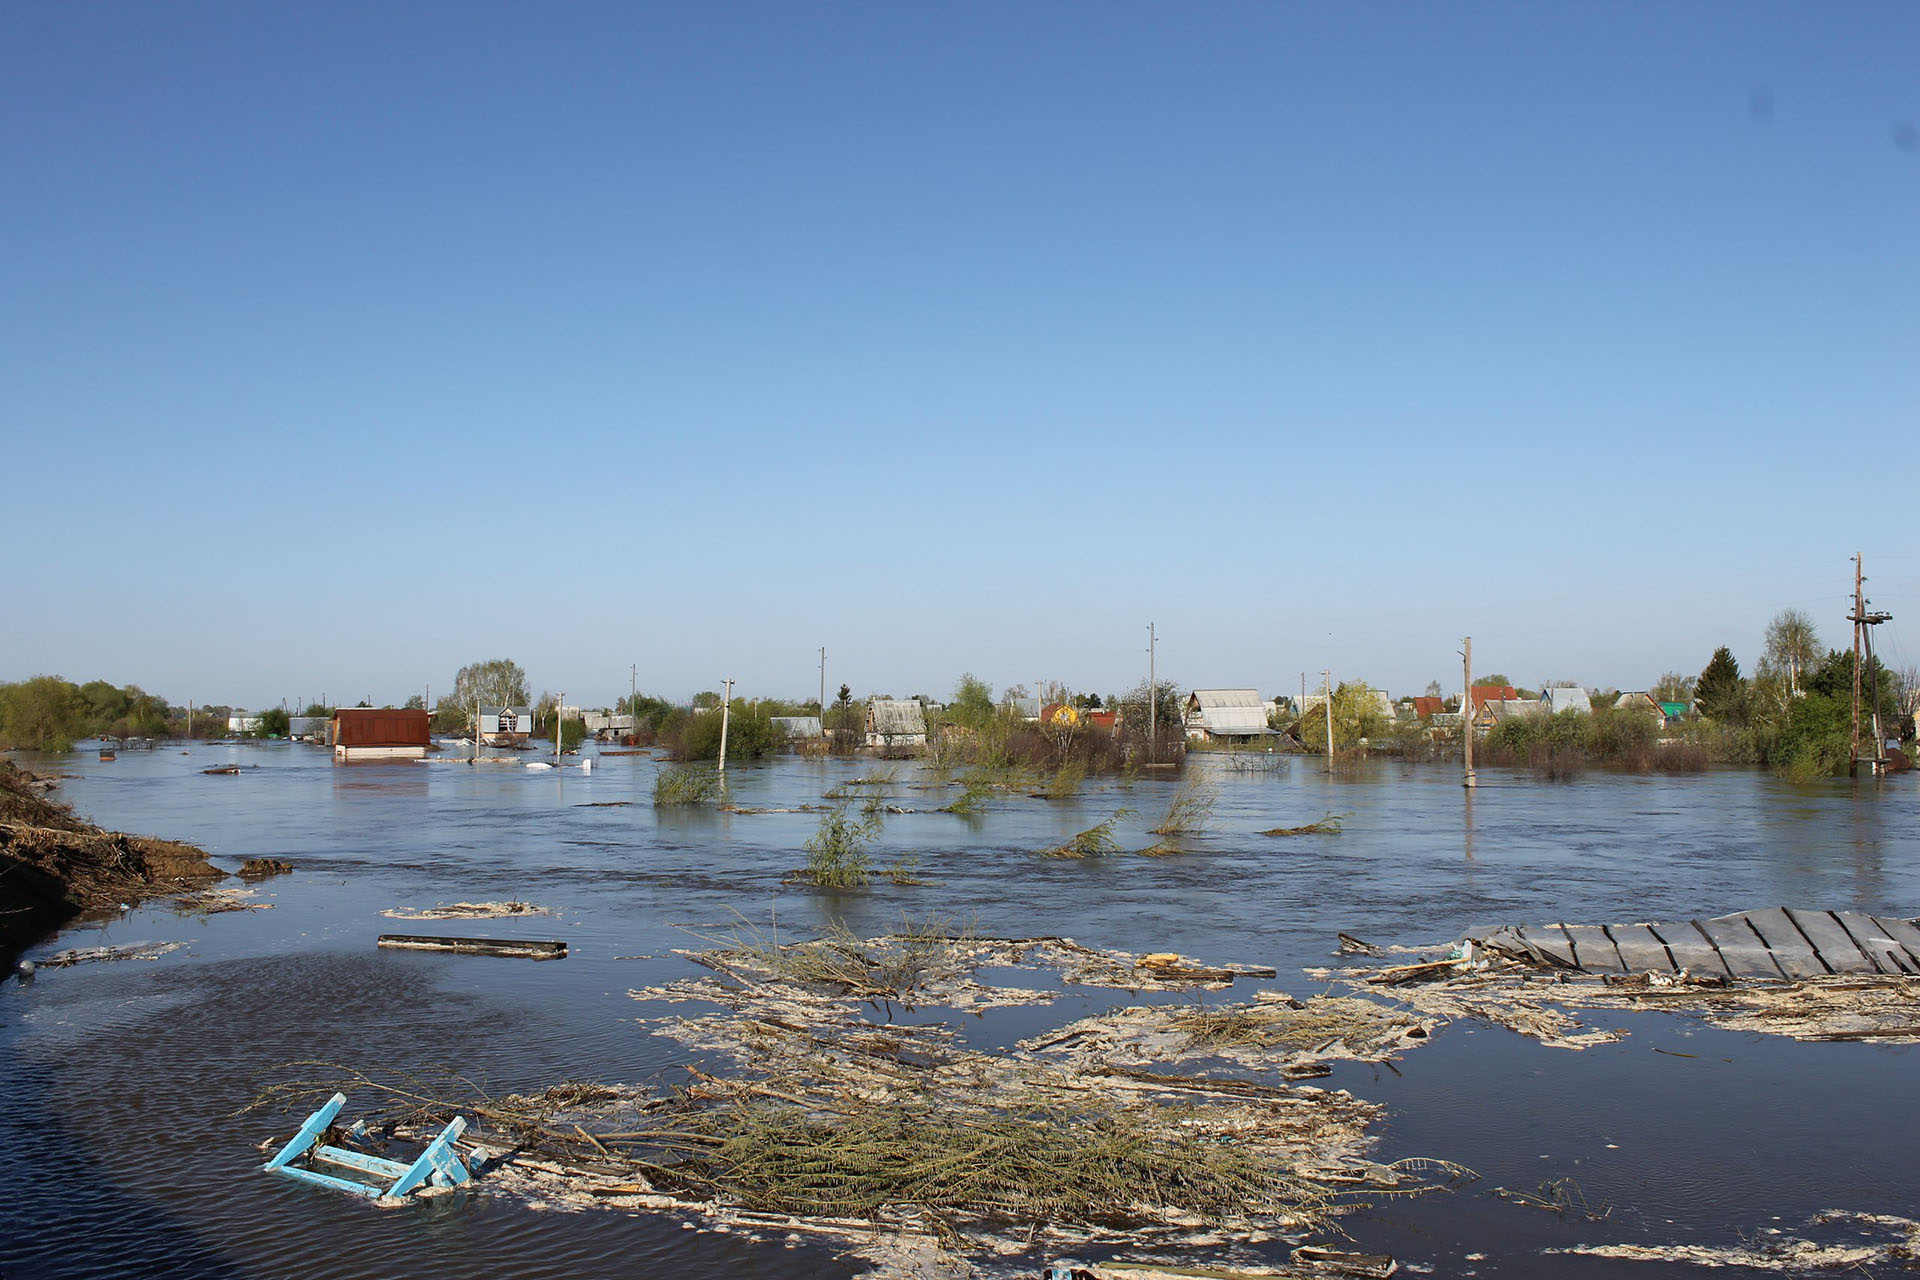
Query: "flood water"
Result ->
[[3, 742, 1917, 1278]]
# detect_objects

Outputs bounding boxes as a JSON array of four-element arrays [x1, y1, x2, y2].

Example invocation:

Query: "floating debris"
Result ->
[[1546, 1210, 1920, 1271], [39, 940, 187, 967], [381, 901, 551, 921], [1260, 816, 1344, 837], [376, 934, 567, 960], [238, 858, 293, 878]]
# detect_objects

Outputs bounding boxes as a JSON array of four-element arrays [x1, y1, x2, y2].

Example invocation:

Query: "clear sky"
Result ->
[[3, 2, 1916, 710]]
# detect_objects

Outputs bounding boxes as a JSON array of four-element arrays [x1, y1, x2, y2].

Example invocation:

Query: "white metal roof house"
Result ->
[[1542, 687, 1592, 715], [227, 711, 264, 734], [865, 699, 928, 749], [1184, 689, 1274, 742]]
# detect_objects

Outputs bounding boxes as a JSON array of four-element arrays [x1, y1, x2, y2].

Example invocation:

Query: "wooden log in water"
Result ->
[[377, 934, 567, 959]]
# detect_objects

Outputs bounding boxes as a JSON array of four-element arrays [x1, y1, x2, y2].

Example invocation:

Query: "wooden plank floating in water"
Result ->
[[1836, 912, 1918, 974], [1870, 916, 1920, 971], [1741, 907, 1828, 979], [1557, 924, 1626, 974], [1785, 909, 1868, 974], [1648, 921, 1732, 978], [1695, 915, 1787, 980], [377, 934, 567, 960], [1605, 924, 1673, 974]]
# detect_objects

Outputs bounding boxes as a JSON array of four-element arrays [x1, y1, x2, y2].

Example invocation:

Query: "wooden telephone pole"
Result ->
[[1849, 553, 1893, 777], [1461, 636, 1477, 788]]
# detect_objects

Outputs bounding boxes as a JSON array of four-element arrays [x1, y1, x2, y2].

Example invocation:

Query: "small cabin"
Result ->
[[1184, 689, 1274, 743], [865, 699, 928, 749], [331, 708, 431, 761], [480, 706, 532, 746]]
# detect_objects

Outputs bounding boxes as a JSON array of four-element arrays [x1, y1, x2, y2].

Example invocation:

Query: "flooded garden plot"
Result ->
[[2, 743, 1919, 1278]]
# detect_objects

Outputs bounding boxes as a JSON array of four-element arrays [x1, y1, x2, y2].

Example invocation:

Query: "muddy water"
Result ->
[[2, 743, 1916, 1278]]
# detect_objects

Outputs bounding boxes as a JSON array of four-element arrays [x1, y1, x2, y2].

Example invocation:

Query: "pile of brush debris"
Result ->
[[255, 923, 1468, 1277]]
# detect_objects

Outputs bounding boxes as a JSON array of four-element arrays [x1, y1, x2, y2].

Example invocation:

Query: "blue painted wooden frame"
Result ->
[[263, 1092, 472, 1200]]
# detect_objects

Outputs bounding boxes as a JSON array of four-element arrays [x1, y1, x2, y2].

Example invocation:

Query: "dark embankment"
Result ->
[[0, 760, 225, 959]]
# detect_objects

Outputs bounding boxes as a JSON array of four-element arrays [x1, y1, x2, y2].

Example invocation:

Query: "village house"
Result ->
[[1541, 687, 1592, 715], [331, 707, 431, 762], [226, 710, 264, 734], [1473, 698, 1545, 730], [1184, 689, 1275, 743], [1613, 692, 1665, 724], [480, 706, 532, 747], [1411, 696, 1447, 720], [865, 699, 928, 750]]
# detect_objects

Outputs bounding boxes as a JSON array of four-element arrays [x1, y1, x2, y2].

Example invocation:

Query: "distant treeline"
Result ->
[[0, 677, 192, 751]]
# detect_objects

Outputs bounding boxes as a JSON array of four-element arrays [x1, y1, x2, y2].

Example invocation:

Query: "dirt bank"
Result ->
[[0, 760, 225, 956]]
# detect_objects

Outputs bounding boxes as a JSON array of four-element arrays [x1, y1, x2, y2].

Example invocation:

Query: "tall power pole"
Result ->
[[1322, 670, 1334, 762], [1147, 622, 1157, 760], [1848, 553, 1893, 776], [718, 677, 735, 773], [819, 648, 827, 720], [630, 664, 637, 741], [1461, 636, 1477, 788]]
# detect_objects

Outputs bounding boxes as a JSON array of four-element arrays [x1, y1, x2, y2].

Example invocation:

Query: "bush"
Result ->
[[801, 805, 880, 888], [653, 765, 721, 806], [664, 701, 781, 763]]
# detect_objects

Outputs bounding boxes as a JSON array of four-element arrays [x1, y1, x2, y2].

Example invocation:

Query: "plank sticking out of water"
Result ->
[[1741, 908, 1828, 979], [1784, 909, 1873, 975], [376, 934, 567, 959], [1558, 924, 1627, 974], [1833, 912, 1916, 975], [1869, 916, 1920, 971], [1513, 925, 1577, 969], [1606, 924, 1676, 974], [1649, 921, 1733, 978], [1696, 916, 1786, 980]]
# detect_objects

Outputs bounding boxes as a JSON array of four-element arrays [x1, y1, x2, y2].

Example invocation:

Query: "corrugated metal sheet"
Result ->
[[332, 708, 431, 747], [1187, 689, 1273, 735], [771, 716, 824, 739]]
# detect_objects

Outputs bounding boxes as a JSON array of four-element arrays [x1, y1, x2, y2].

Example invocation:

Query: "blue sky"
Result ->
[[4, 2, 1917, 710]]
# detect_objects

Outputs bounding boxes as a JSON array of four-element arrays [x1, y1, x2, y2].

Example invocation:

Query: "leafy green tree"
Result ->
[[1297, 680, 1388, 748], [1694, 647, 1744, 721], [835, 684, 855, 734], [0, 676, 85, 751], [1763, 609, 1820, 696], [949, 673, 996, 731], [1651, 672, 1696, 705], [452, 658, 529, 711], [403, 694, 425, 710], [1473, 674, 1511, 688], [255, 707, 291, 737]]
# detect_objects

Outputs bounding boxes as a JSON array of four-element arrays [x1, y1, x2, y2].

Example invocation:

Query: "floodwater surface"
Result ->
[[2, 743, 1916, 1278]]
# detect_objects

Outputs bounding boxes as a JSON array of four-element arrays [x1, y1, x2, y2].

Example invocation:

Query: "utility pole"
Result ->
[[718, 677, 734, 773], [1461, 636, 1477, 788], [1146, 622, 1157, 760], [471, 698, 479, 762], [1323, 670, 1334, 762], [630, 663, 637, 741], [1848, 553, 1893, 776], [554, 691, 565, 763], [188, 700, 193, 738], [819, 647, 826, 720]]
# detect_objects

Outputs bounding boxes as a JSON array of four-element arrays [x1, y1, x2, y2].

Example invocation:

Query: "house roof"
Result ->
[[1483, 698, 1545, 721], [1186, 689, 1272, 735], [770, 716, 824, 738], [1542, 687, 1592, 714], [867, 699, 928, 735], [1412, 696, 1446, 719], [1469, 686, 1519, 708]]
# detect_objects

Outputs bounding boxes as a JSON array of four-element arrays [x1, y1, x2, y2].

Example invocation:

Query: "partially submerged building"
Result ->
[[227, 711, 264, 734], [331, 707, 431, 761], [1184, 689, 1275, 743], [865, 699, 928, 749], [480, 707, 532, 747], [288, 715, 330, 743], [771, 715, 825, 742], [1474, 698, 1546, 730]]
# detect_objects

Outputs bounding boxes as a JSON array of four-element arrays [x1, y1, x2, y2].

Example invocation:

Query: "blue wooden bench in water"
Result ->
[[263, 1092, 479, 1200]]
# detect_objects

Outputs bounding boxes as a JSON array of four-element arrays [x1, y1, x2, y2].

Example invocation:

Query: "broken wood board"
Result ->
[[377, 934, 567, 959]]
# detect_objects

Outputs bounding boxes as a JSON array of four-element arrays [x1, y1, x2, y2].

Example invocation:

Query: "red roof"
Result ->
[[1412, 697, 1446, 719], [331, 707, 430, 747], [1469, 686, 1518, 708]]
